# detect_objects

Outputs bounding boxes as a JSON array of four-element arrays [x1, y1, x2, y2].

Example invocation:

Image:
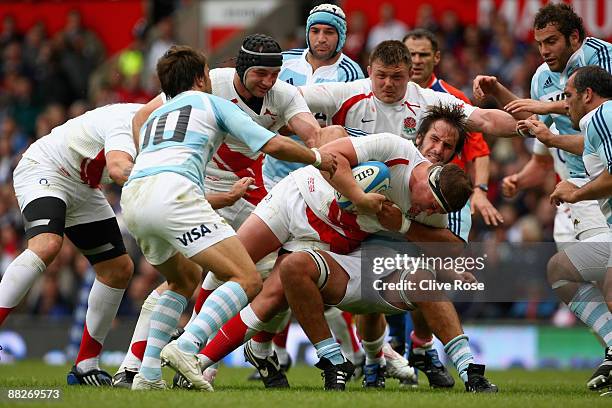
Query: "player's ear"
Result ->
[[434, 50, 441, 66], [367, 65, 372, 77], [569, 29, 580, 48], [415, 134, 423, 148], [584, 87, 593, 104]]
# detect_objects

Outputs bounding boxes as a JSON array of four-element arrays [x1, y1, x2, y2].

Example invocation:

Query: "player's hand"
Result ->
[[518, 119, 554, 144], [317, 151, 338, 177], [376, 201, 403, 231], [502, 174, 520, 197], [504, 99, 549, 115], [550, 180, 579, 205], [473, 75, 499, 101], [455, 271, 478, 284], [228, 177, 255, 203], [471, 189, 504, 226], [354, 192, 386, 215]]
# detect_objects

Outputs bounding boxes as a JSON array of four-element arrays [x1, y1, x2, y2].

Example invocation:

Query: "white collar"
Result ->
[[579, 104, 599, 134]]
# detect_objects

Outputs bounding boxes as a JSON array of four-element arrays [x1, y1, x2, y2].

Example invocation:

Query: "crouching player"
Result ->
[[186, 107, 494, 391]]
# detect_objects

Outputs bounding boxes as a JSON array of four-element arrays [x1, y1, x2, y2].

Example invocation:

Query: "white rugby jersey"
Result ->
[[263, 50, 364, 187], [206, 68, 310, 204], [23, 103, 141, 188], [290, 133, 447, 253], [129, 91, 275, 193], [300, 79, 477, 140]]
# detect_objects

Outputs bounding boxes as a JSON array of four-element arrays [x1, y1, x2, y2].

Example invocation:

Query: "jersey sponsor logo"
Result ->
[[176, 224, 214, 246], [547, 92, 566, 102], [361, 117, 374, 123], [308, 177, 315, 192], [543, 76, 554, 89], [403, 117, 417, 134]]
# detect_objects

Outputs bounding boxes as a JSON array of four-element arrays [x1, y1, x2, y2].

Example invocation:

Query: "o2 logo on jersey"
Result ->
[[403, 117, 417, 134], [176, 224, 213, 246]]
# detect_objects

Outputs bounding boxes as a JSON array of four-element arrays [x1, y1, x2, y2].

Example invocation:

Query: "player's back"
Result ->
[[23, 103, 141, 186], [130, 91, 224, 188], [563, 37, 612, 82], [583, 100, 612, 223]]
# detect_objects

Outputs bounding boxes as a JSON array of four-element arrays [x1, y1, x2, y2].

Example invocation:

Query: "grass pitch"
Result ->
[[0, 361, 610, 407]]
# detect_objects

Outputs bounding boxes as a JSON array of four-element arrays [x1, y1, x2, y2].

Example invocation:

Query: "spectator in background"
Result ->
[[438, 10, 463, 55], [366, 3, 408, 52], [415, 4, 439, 33], [0, 15, 21, 51], [22, 22, 46, 70], [60, 9, 105, 64], [486, 35, 524, 86], [343, 11, 368, 69], [144, 16, 174, 93]]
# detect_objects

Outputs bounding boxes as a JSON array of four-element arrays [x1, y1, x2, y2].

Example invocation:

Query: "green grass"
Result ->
[[0, 362, 610, 407]]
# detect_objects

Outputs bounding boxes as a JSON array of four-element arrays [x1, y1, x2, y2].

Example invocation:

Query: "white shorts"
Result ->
[[121, 173, 236, 265], [567, 178, 609, 240], [253, 175, 330, 253], [553, 202, 575, 250], [324, 250, 412, 315], [13, 158, 115, 227], [564, 231, 612, 282]]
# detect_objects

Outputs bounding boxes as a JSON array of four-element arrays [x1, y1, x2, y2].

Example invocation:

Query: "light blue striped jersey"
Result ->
[[531, 37, 612, 178], [263, 49, 364, 187], [580, 100, 612, 224], [448, 201, 472, 243], [128, 90, 275, 191]]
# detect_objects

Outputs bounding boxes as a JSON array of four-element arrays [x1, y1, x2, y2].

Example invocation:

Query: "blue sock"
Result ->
[[315, 338, 345, 365], [444, 334, 474, 382], [569, 284, 612, 346], [178, 281, 248, 353], [140, 290, 187, 381]]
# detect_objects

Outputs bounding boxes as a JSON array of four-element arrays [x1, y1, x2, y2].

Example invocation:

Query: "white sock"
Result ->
[[362, 329, 386, 366], [119, 290, 160, 372], [249, 338, 273, 359], [325, 307, 358, 360], [274, 344, 290, 366], [75, 279, 125, 372], [0, 249, 46, 310]]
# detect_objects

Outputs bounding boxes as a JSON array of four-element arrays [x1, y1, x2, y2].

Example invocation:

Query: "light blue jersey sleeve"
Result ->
[[448, 201, 472, 243], [337, 57, 365, 82], [581, 38, 612, 74], [587, 105, 612, 174], [209, 94, 275, 153]]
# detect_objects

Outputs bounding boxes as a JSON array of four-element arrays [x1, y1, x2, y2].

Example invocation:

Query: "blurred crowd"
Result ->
[[0, 3, 567, 322]]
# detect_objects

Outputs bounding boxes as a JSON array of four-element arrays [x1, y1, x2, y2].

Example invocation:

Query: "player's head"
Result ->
[[415, 103, 468, 164], [403, 29, 440, 87], [411, 164, 472, 215], [306, 3, 346, 60], [533, 3, 585, 72], [157, 45, 209, 98], [368, 40, 411, 104], [235, 34, 283, 98], [565, 66, 612, 130]]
